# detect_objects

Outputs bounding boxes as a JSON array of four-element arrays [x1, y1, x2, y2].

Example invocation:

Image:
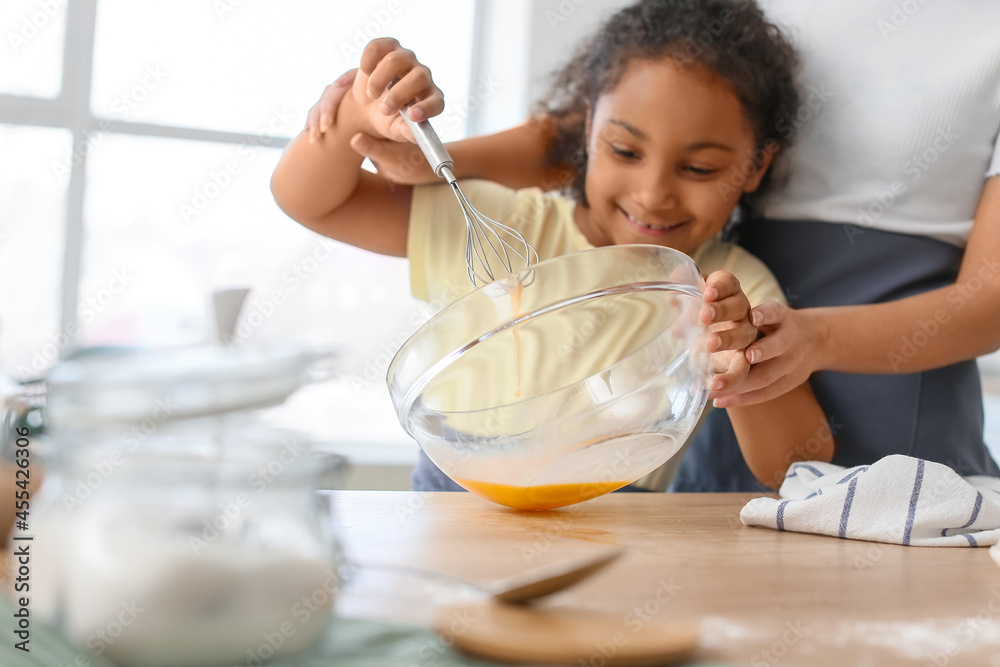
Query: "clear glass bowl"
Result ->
[[387, 245, 710, 510]]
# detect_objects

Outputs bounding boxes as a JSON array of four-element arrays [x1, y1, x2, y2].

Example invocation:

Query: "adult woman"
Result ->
[[310, 0, 1000, 490]]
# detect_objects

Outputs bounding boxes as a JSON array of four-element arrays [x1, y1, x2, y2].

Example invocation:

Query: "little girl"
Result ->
[[271, 0, 833, 492]]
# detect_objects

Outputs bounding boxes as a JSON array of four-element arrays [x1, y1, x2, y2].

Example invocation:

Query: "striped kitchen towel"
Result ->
[[740, 454, 1000, 547]]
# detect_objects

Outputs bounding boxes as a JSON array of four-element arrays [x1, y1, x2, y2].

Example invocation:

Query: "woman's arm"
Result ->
[[716, 176, 1000, 408]]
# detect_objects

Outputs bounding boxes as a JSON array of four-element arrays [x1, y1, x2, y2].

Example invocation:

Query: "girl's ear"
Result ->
[[742, 141, 780, 193]]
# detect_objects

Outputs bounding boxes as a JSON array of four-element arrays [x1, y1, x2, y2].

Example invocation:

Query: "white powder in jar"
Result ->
[[32, 495, 338, 667]]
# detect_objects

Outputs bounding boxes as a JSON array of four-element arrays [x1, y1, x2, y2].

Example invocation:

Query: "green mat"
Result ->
[[0, 595, 746, 666], [0, 595, 489, 667]]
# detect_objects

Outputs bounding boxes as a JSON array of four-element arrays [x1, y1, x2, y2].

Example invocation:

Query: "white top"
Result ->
[[759, 0, 1000, 246]]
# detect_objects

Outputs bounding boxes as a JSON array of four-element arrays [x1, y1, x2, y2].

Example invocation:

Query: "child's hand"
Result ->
[[347, 38, 444, 144], [699, 271, 757, 397]]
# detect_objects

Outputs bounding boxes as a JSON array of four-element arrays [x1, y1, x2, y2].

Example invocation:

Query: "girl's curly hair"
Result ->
[[539, 0, 800, 214]]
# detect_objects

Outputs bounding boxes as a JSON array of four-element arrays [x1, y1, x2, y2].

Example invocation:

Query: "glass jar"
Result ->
[[21, 345, 344, 667]]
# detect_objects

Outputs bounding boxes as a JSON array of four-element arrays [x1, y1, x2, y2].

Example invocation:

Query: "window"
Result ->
[[1, 1, 480, 457]]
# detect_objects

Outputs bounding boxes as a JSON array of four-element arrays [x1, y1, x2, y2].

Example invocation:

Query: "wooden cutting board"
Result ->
[[434, 601, 699, 666]]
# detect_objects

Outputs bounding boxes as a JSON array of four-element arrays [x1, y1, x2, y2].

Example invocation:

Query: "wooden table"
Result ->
[[333, 491, 1000, 666]]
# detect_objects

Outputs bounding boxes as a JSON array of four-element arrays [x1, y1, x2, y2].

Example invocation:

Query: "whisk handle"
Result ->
[[399, 108, 456, 184]]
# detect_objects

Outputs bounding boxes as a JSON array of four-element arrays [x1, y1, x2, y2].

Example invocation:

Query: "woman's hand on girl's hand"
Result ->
[[710, 301, 829, 408], [305, 69, 356, 143], [348, 38, 444, 144], [700, 271, 757, 394]]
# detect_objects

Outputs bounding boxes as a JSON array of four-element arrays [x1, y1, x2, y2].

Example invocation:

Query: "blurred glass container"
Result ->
[[21, 345, 344, 667], [388, 245, 711, 510]]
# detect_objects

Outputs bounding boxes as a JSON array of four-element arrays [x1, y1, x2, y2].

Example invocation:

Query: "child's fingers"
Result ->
[[359, 37, 403, 76], [711, 358, 781, 399], [366, 49, 421, 102], [706, 321, 757, 353], [700, 293, 750, 326], [708, 352, 750, 393], [711, 362, 796, 408], [703, 270, 741, 302], [382, 67, 441, 116]]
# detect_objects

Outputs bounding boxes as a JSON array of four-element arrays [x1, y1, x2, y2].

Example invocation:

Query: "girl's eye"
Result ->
[[686, 166, 718, 176], [610, 146, 639, 160]]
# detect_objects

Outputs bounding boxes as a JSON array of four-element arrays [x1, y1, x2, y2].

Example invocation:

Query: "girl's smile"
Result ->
[[618, 205, 690, 236], [575, 56, 773, 255]]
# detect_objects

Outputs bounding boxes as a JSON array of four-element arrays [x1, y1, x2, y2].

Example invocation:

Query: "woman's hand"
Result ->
[[701, 271, 757, 395], [305, 69, 356, 143], [711, 301, 830, 408]]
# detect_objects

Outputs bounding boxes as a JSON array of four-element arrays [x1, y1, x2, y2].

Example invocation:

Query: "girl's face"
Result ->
[[579, 57, 772, 254]]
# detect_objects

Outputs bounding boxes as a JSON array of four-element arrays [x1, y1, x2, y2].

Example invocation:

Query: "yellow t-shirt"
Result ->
[[409, 179, 787, 309]]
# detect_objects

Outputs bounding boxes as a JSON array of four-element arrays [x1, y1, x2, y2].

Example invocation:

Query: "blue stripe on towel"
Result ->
[[903, 460, 926, 546], [964, 533, 978, 547], [837, 466, 868, 486], [776, 500, 789, 531], [838, 477, 859, 538], [794, 464, 825, 478], [942, 492, 985, 538], [962, 492, 984, 529]]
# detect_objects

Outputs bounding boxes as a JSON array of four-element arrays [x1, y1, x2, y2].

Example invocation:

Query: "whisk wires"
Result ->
[[450, 182, 539, 289]]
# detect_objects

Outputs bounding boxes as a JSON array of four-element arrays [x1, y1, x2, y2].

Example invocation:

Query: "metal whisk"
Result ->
[[399, 109, 538, 288]]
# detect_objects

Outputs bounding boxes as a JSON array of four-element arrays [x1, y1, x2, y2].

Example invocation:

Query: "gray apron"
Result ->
[[671, 219, 1000, 492]]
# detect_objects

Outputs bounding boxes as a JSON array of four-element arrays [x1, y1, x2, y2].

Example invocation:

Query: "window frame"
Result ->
[[1, 0, 486, 354]]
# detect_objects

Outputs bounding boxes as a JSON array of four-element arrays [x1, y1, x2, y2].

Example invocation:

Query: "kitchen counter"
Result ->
[[333, 490, 1000, 666]]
